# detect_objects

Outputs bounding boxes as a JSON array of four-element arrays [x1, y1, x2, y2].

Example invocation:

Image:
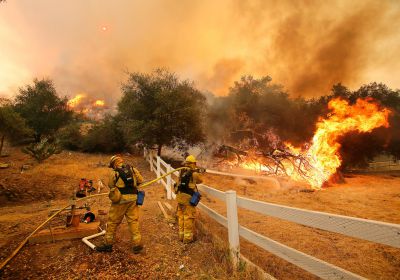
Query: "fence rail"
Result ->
[[143, 148, 400, 280], [237, 196, 400, 248], [238, 225, 366, 280], [197, 184, 226, 201]]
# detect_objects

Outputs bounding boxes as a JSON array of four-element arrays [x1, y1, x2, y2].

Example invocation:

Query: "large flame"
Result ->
[[304, 98, 390, 188], [238, 98, 391, 189]]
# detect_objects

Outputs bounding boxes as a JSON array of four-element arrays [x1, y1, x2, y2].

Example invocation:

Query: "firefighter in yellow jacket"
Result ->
[[97, 155, 144, 253], [175, 155, 202, 243]]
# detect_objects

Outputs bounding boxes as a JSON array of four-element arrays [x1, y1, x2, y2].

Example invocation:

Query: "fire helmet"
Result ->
[[109, 155, 123, 168], [185, 155, 197, 163]]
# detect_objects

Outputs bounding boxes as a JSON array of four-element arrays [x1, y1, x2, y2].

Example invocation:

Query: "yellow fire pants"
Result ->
[[105, 201, 141, 246], [176, 204, 196, 242]]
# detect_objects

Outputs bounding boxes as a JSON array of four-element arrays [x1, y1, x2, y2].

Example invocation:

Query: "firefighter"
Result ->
[[96, 155, 144, 253], [175, 155, 202, 244]]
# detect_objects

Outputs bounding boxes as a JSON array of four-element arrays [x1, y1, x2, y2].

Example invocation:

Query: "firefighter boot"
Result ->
[[96, 244, 113, 252]]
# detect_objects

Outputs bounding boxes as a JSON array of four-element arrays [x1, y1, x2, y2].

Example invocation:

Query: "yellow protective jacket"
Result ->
[[176, 167, 202, 205], [108, 164, 144, 204]]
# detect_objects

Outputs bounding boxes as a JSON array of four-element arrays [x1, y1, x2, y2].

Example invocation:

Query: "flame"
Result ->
[[94, 100, 105, 107], [67, 94, 85, 108], [304, 98, 390, 188], [237, 98, 391, 189], [67, 94, 108, 119]]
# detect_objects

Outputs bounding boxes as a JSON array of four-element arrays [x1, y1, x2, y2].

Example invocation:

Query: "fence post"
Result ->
[[149, 151, 153, 172], [166, 165, 172, 200], [156, 156, 161, 183], [225, 190, 240, 269]]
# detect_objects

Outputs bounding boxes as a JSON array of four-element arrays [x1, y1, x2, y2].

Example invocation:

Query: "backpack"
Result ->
[[178, 169, 195, 195], [115, 164, 138, 194]]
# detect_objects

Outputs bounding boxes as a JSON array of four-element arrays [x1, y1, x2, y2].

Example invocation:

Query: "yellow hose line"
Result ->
[[0, 167, 185, 271], [140, 167, 185, 189]]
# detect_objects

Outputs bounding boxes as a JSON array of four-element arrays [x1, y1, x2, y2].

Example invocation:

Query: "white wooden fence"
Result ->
[[143, 149, 400, 280]]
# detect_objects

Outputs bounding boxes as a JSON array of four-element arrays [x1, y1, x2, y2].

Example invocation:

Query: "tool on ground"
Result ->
[[0, 166, 187, 271], [76, 178, 96, 198], [82, 209, 96, 223]]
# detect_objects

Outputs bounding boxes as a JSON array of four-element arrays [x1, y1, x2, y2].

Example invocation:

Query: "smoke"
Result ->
[[0, 0, 399, 101], [265, 1, 400, 97], [200, 58, 245, 96]]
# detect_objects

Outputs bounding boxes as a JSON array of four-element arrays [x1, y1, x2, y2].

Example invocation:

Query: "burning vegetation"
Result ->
[[67, 94, 108, 119], [2, 73, 399, 191], [205, 77, 398, 189], [217, 98, 391, 189]]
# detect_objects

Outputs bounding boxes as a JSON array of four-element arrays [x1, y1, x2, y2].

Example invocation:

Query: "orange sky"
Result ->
[[0, 0, 399, 104]]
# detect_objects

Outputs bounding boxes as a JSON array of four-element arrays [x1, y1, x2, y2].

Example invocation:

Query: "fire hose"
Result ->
[[0, 167, 186, 272]]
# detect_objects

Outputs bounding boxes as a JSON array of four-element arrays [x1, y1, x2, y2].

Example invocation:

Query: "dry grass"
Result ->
[[200, 172, 400, 279], [0, 148, 248, 279], [1, 148, 399, 279]]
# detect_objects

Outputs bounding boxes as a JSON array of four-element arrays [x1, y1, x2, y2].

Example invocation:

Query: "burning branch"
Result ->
[[213, 98, 391, 189]]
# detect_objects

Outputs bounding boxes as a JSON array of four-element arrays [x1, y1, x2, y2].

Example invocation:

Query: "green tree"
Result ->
[[57, 122, 84, 151], [0, 102, 32, 155], [81, 115, 126, 153], [118, 69, 206, 156], [14, 78, 72, 142]]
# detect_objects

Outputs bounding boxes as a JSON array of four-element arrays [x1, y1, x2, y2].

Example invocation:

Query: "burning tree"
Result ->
[[205, 75, 400, 189], [207, 75, 322, 147], [214, 98, 391, 189]]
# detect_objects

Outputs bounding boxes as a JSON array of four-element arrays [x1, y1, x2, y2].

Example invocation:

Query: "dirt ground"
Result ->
[[0, 149, 247, 280], [199, 170, 400, 280], [1, 148, 400, 279]]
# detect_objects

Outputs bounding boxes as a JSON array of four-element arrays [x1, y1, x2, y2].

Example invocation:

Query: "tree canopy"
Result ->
[[81, 115, 126, 153], [207, 75, 322, 146], [207, 77, 400, 168], [118, 69, 206, 155], [0, 104, 32, 155], [332, 82, 400, 166], [14, 79, 73, 141]]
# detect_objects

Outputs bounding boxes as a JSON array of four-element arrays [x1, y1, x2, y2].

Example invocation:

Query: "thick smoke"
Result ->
[[266, 1, 400, 97], [0, 0, 399, 101]]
